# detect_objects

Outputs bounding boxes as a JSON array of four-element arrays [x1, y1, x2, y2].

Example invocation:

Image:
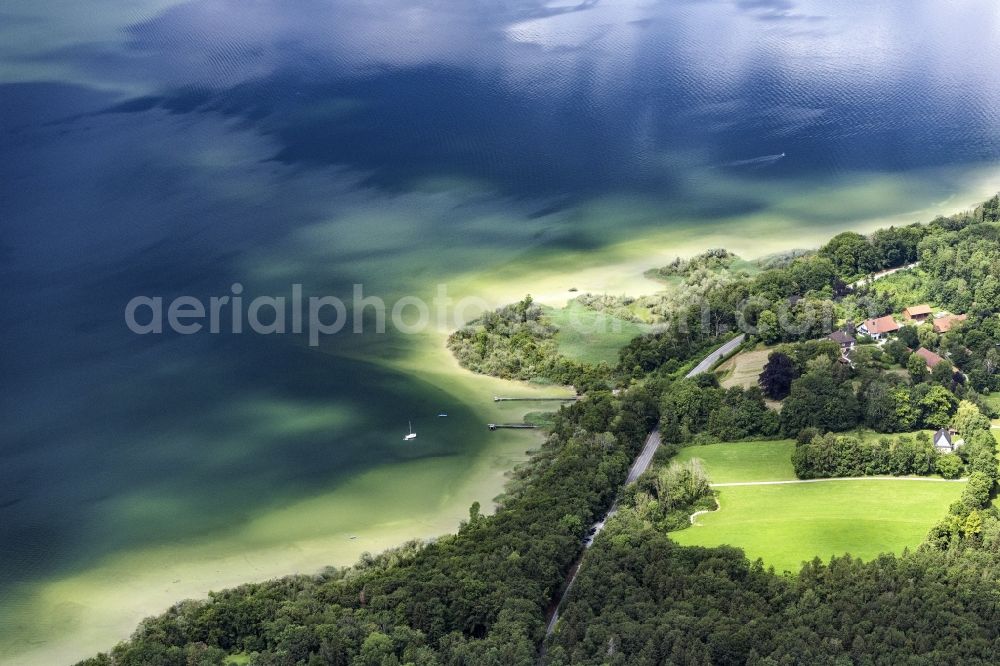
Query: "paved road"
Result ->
[[686, 334, 745, 377], [712, 476, 966, 487], [543, 431, 660, 639], [542, 335, 746, 643], [849, 262, 920, 289], [625, 430, 662, 484]]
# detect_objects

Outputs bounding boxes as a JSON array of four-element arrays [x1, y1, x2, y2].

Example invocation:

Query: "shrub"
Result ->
[[935, 454, 963, 479]]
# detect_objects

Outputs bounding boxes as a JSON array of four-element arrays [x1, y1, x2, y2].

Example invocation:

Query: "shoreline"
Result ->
[[444, 165, 1000, 310], [2, 372, 546, 666], [5, 171, 1000, 665], [0, 331, 563, 666]]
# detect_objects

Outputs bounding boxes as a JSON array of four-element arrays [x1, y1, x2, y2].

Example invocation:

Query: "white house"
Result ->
[[933, 429, 964, 453]]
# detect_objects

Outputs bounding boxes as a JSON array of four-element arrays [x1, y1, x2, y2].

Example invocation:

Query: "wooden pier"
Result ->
[[492, 396, 578, 402], [488, 423, 540, 430]]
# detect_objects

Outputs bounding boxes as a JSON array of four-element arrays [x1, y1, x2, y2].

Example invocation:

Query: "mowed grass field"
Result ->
[[670, 439, 964, 572], [715, 347, 771, 390], [547, 302, 650, 365], [672, 480, 963, 572], [674, 440, 795, 483]]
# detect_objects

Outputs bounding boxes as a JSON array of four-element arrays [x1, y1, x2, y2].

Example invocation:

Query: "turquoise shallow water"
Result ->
[[1, 0, 1000, 660]]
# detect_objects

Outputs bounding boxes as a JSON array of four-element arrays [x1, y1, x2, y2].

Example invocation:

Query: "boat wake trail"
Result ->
[[718, 152, 786, 168]]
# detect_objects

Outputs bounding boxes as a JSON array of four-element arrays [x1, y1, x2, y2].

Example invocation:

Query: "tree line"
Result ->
[[792, 431, 943, 478]]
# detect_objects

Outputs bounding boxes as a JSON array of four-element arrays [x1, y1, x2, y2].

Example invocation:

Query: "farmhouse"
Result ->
[[914, 347, 946, 369], [828, 330, 856, 352], [933, 313, 968, 333], [858, 315, 900, 340], [902, 304, 932, 323]]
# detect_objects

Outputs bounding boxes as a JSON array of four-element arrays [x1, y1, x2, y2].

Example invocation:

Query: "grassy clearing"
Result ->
[[674, 440, 796, 483], [715, 347, 772, 390], [846, 428, 934, 443], [523, 410, 558, 429], [868, 269, 931, 308], [980, 392, 1000, 417], [546, 301, 650, 365], [672, 436, 962, 571], [672, 480, 962, 572]]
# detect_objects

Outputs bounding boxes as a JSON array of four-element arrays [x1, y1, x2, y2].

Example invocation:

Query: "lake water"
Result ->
[[2, 0, 1000, 662]]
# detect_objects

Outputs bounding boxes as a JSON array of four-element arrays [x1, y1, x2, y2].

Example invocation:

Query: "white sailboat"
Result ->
[[403, 421, 417, 441]]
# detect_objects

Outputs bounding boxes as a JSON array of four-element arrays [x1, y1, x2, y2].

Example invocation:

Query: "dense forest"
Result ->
[[544, 523, 1000, 665], [83, 196, 1000, 665]]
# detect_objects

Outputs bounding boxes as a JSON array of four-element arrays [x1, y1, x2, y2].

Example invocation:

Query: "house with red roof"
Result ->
[[914, 347, 947, 370], [902, 304, 932, 323], [933, 313, 967, 333], [858, 315, 900, 340]]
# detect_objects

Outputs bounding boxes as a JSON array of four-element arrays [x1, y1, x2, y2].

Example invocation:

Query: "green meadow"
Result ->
[[547, 301, 650, 365], [672, 480, 963, 572], [674, 440, 796, 483], [671, 439, 964, 571], [980, 391, 1000, 416]]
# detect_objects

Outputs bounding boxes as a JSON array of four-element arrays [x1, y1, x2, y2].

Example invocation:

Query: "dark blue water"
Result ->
[[2, 0, 1000, 654]]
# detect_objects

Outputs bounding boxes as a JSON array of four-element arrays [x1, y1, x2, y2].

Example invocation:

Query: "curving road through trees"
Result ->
[[542, 334, 746, 641]]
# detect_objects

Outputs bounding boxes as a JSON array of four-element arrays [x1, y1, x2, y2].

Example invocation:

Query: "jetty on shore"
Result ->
[[492, 395, 578, 402], [488, 423, 539, 430]]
